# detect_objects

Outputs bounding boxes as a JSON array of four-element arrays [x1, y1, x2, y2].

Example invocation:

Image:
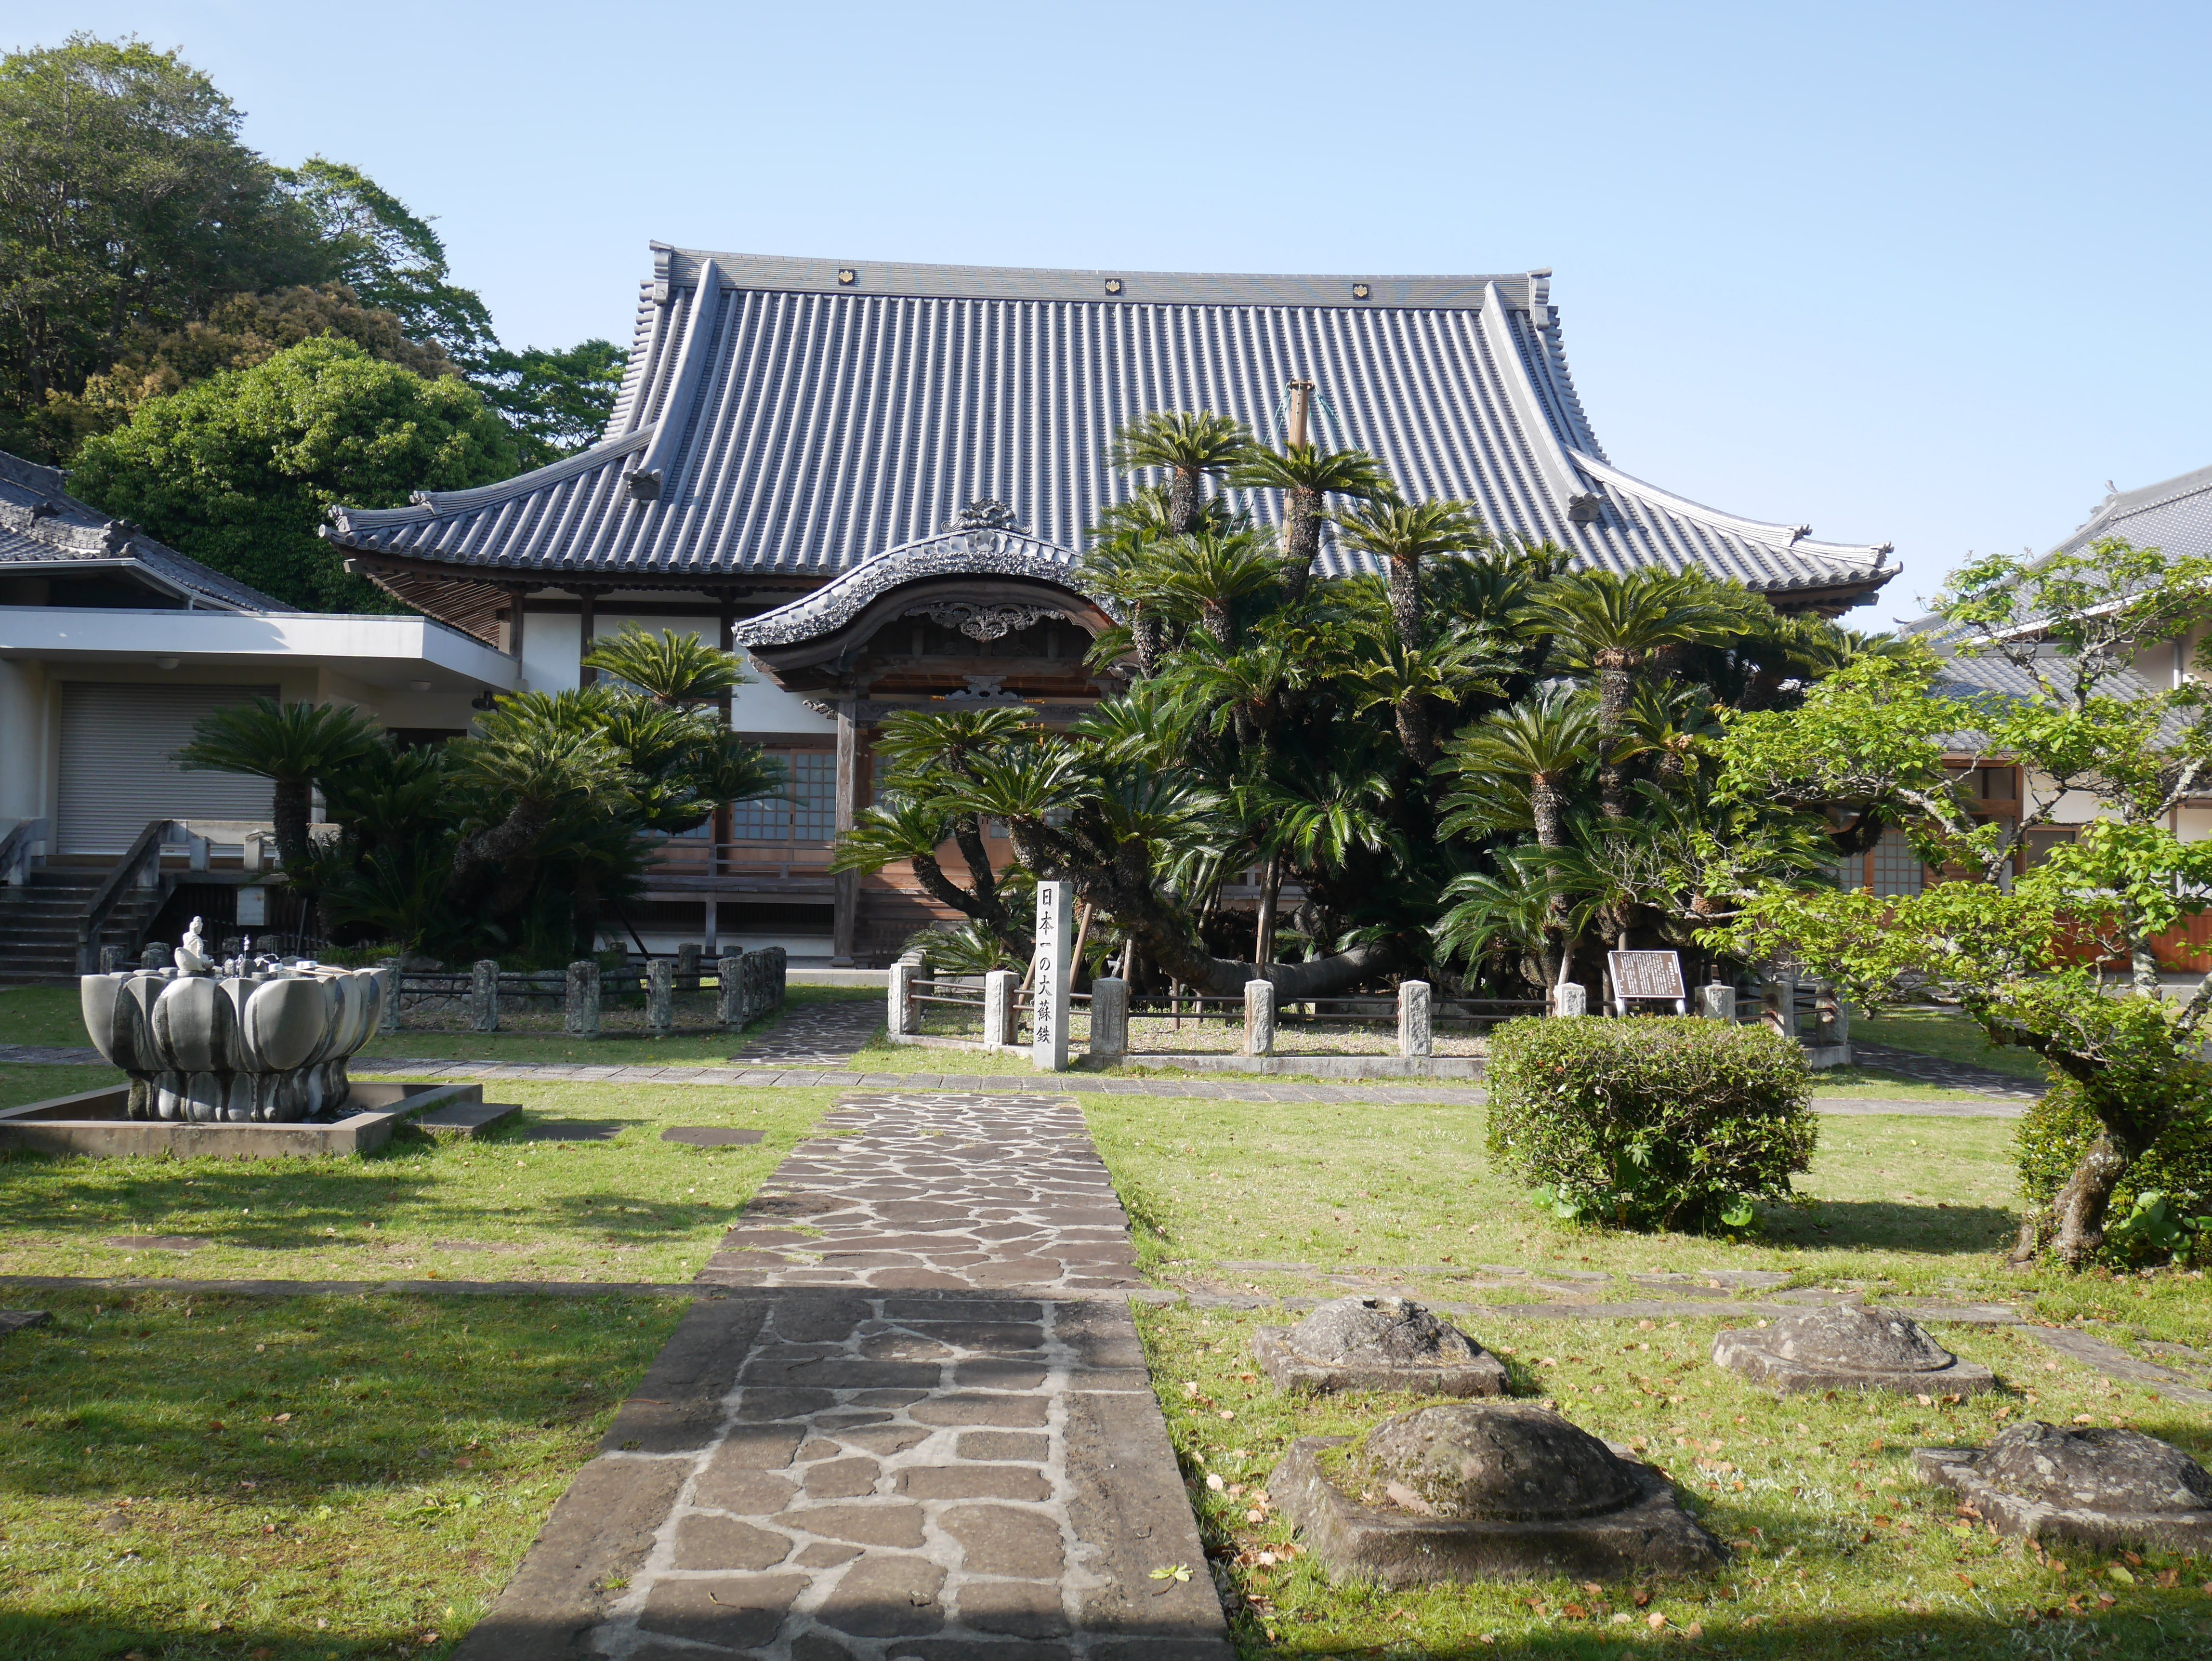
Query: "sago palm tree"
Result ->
[[1441, 686, 1597, 854], [582, 623, 748, 705], [1334, 497, 1488, 650], [1109, 411, 1253, 536], [175, 698, 383, 874], [1231, 442, 1393, 603], [1144, 528, 1284, 648], [1514, 567, 1737, 814]]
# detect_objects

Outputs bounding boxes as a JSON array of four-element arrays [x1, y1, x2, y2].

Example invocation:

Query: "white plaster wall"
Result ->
[[733, 651, 837, 738], [0, 656, 50, 829], [522, 610, 582, 695]]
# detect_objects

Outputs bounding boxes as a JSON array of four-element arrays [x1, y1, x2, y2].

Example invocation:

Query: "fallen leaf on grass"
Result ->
[[1647, 1611, 1669, 1630]]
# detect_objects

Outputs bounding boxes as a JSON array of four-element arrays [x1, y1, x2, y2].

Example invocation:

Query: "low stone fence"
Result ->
[[377, 947, 786, 1039]]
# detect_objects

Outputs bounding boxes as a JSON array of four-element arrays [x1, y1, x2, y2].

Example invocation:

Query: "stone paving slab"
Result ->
[[699, 1094, 1141, 1295]]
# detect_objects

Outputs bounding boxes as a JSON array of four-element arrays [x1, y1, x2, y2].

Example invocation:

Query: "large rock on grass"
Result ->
[[1915, 1421, 2212, 1550], [1712, 1304, 1995, 1396], [1271, 1402, 1725, 1586], [1251, 1296, 1507, 1397]]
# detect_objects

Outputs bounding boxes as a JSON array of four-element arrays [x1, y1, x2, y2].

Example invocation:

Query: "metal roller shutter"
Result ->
[[57, 683, 280, 854]]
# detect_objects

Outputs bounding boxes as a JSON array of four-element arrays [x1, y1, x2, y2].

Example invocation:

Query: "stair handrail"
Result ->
[[77, 818, 183, 974], [0, 817, 48, 886]]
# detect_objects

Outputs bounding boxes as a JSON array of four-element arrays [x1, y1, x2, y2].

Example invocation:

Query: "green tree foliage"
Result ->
[[1707, 538, 2212, 1268], [0, 34, 325, 452], [182, 634, 781, 962], [67, 335, 517, 609], [480, 339, 627, 468]]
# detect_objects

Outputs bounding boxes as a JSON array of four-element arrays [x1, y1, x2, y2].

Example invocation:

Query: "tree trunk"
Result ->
[[1133, 608, 1164, 678], [1393, 695, 1434, 767], [1253, 850, 1284, 969], [1596, 655, 1633, 818], [1169, 467, 1201, 536], [1281, 487, 1321, 604], [2131, 935, 2162, 996], [910, 851, 1034, 958], [2050, 1125, 2141, 1268], [446, 798, 554, 910], [271, 778, 313, 875], [1202, 599, 1233, 648], [1388, 552, 1422, 650]]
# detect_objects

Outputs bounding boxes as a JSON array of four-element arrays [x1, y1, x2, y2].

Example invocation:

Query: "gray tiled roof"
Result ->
[[0, 451, 291, 612], [326, 247, 1896, 604]]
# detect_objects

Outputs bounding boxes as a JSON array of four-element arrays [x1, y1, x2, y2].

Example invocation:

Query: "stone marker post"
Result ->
[[1760, 973, 1798, 1039], [646, 959, 675, 1036], [1550, 981, 1588, 1017], [717, 953, 746, 1028], [1090, 976, 1128, 1058], [1698, 982, 1736, 1021], [471, 959, 500, 1033], [98, 945, 121, 974], [1397, 979, 1432, 1058], [377, 962, 402, 1033], [1245, 979, 1276, 1056], [566, 959, 601, 1038], [141, 944, 171, 970], [983, 969, 1016, 1048], [887, 956, 918, 1037], [1031, 881, 1073, 1071], [676, 941, 701, 981]]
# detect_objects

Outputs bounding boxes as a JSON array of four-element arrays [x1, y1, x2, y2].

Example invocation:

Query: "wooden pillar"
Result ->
[[577, 587, 598, 686], [831, 695, 859, 965], [504, 583, 530, 670], [715, 594, 736, 876]]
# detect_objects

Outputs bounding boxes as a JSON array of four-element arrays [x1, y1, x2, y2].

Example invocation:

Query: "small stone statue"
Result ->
[[174, 916, 212, 976]]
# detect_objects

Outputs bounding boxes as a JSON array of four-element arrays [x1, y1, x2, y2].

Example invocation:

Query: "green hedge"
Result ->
[[2015, 1080, 2212, 1265], [1486, 1016, 1817, 1233]]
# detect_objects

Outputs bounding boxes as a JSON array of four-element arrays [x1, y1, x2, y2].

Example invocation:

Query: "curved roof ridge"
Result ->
[[1565, 448, 1891, 565], [327, 428, 652, 531]]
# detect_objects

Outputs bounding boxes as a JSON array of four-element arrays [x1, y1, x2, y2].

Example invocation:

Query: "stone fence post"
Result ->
[[141, 943, 171, 970], [566, 959, 601, 1038], [1090, 976, 1128, 1059], [758, 947, 787, 1011], [1698, 982, 1737, 1021], [1550, 982, 1588, 1017], [377, 963, 402, 1033], [471, 959, 499, 1033], [1760, 973, 1798, 1039], [983, 969, 1016, 1048], [717, 953, 746, 1028], [1815, 982, 1849, 1046], [1244, 979, 1276, 1057], [646, 959, 675, 1036], [1397, 980, 1432, 1058], [98, 944, 121, 974], [676, 941, 701, 981], [887, 956, 919, 1037]]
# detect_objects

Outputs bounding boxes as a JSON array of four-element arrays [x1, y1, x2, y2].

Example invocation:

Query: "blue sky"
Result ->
[[25, 1, 2212, 624]]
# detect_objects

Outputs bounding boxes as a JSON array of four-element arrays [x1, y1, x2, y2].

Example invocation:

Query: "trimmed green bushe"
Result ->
[[1485, 1016, 1817, 1232], [2015, 1079, 2212, 1264]]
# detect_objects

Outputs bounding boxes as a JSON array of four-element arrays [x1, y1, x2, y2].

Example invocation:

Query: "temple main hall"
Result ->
[[324, 247, 1895, 963]]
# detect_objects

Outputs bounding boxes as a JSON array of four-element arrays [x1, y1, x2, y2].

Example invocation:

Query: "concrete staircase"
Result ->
[[0, 870, 167, 987]]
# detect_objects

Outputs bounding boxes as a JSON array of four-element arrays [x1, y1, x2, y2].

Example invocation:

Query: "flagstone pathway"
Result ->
[[457, 1093, 1229, 1661]]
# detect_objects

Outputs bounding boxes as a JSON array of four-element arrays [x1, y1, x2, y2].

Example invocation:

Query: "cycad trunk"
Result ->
[[1281, 487, 1322, 603], [1388, 553, 1422, 649], [1595, 654, 1634, 818], [1393, 696, 1434, 768], [271, 778, 314, 875], [1169, 467, 1201, 536], [1133, 608, 1164, 677]]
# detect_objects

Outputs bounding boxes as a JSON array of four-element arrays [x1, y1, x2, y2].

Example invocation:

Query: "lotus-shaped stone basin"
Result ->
[[81, 962, 386, 1123]]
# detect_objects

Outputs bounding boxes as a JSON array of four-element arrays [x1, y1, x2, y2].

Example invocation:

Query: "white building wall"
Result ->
[[0, 656, 49, 831], [521, 610, 582, 695]]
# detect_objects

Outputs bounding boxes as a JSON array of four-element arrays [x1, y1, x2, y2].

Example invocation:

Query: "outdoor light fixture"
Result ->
[[1103, 277, 1123, 295], [407, 679, 433, 692], [471, 690, 498, 712], [1351, 283, 1371, 300], [153, 656, 180, 670], [837, 268, 857, 285]]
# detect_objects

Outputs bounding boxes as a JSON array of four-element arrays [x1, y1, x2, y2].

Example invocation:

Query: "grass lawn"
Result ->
[[0, 1064, 122, 1113], [0, 1287, 684, 1660], [1083, 1097, 2041, 1303], [1855, 1009, 2052, 1083], [1139, 1300, 2212, 1660], [0, 1081, 835, 1284]]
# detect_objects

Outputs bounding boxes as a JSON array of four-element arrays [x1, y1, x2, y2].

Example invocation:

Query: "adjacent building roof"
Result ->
[[327, 247, 1896, 616], [0, 450, 291, 613]]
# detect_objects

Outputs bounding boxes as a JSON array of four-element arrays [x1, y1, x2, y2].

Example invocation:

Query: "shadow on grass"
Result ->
[[1758, 1200, 2018, 1255]]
